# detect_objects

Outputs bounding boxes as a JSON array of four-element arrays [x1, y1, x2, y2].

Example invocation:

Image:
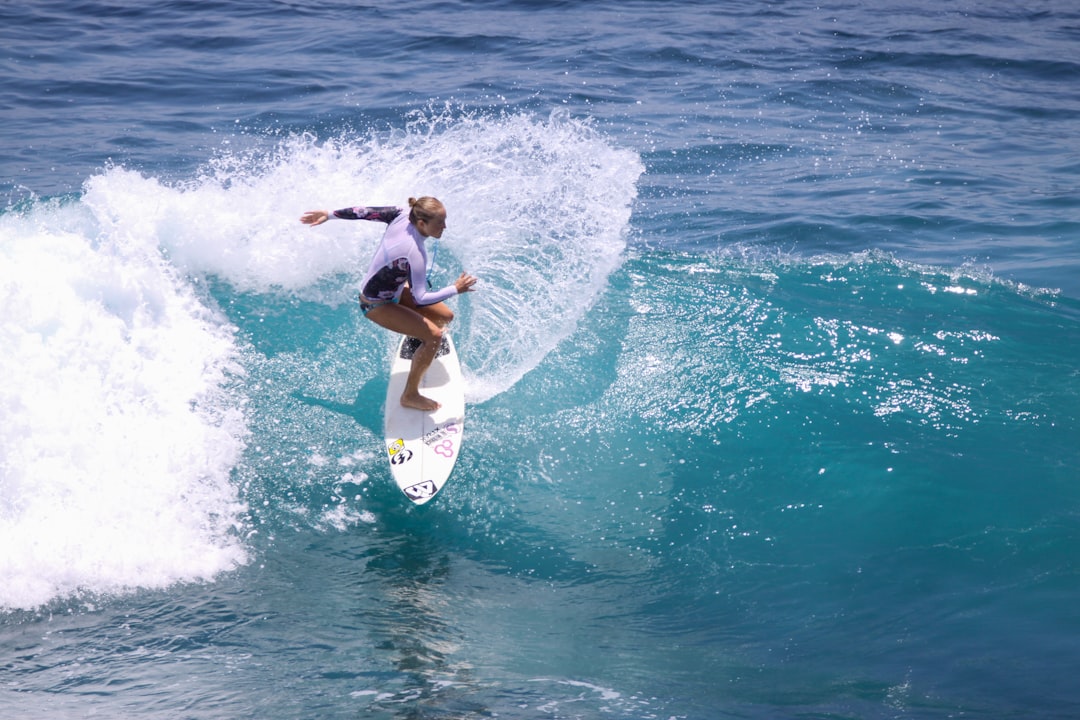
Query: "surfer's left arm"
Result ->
[[406, 244, 478, 306], [409, 271, 478, 307], [408, 263, 459, 307]]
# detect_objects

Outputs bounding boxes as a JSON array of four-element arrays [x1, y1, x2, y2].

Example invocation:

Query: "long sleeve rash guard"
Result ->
[[332, 206, 458, 307]]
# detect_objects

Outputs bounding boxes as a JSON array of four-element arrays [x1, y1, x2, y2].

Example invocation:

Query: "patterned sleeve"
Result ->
[[331, 206, 402, 223]]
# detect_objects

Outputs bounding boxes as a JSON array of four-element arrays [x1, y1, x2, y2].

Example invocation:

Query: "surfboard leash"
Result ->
[[426, 237, 438, 289]]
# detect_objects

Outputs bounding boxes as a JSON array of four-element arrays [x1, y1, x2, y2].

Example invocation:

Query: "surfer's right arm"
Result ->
[[300, 206, 402, 226]]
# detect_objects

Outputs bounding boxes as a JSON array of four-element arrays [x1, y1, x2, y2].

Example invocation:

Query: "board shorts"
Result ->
[[359, 293, 398, 316]]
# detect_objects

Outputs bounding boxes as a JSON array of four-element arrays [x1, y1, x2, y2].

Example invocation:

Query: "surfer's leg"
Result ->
[[365, 303, 444, 411], [400, 287, 454, 328]]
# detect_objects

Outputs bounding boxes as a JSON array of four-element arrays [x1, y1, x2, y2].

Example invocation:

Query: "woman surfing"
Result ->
[[300, 197, 477, 411]]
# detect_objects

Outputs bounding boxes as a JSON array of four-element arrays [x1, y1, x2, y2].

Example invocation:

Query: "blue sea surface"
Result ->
[[3, 1, 1080, 718]]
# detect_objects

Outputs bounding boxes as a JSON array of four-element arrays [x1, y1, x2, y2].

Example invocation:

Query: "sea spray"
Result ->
[[84, 108, 643, 403]]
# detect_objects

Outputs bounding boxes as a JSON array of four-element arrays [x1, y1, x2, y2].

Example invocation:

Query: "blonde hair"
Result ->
[[407, 196, 444, 225]]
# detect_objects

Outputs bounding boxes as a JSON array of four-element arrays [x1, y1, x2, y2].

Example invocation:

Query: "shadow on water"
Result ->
[[291, 373, 389, 438]]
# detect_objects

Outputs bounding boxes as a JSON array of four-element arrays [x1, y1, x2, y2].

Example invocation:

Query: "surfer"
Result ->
[[300, 197, 477, 411]]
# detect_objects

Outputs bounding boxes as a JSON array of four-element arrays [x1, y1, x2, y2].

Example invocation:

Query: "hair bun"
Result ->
[[406, 196, 444, 225]]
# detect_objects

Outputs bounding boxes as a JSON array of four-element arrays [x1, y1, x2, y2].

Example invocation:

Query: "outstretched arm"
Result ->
[[300, 206, 401, 226]]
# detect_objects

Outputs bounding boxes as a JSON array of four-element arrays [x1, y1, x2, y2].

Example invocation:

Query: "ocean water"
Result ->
[[2, 0, 1079, 717]]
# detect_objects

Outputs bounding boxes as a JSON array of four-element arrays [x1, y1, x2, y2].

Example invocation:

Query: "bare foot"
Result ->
[[401, 392, 440, 412]]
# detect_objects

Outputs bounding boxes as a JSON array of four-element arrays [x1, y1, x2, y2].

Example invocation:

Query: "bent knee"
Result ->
[[426, 304, 454, 327], [426, 322, 445, 343]]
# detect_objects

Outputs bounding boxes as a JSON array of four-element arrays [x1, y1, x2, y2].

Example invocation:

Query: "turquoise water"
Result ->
[[3, 1, 1080, 717]]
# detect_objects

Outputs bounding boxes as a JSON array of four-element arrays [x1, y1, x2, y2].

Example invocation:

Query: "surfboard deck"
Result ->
[[383, 334, 465, 505]]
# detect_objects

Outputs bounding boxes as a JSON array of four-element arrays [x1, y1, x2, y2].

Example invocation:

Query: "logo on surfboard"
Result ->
[[422, 422, 459, 446], [387, 438, 414, 465], [403, 481, 437, 500]]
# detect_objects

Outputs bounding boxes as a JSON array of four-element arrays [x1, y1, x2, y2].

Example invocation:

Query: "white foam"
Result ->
[[0, 201, 248, 611]]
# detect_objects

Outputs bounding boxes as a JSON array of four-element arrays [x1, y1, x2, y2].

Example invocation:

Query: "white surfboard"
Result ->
[[383, 334, 465, 505]]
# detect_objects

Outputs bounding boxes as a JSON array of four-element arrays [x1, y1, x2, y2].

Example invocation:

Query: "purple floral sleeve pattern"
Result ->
[[332, 206, 402, 223]]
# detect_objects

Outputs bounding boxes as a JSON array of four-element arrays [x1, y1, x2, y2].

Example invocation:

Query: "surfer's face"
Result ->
[[418, 211, 447, 239]]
